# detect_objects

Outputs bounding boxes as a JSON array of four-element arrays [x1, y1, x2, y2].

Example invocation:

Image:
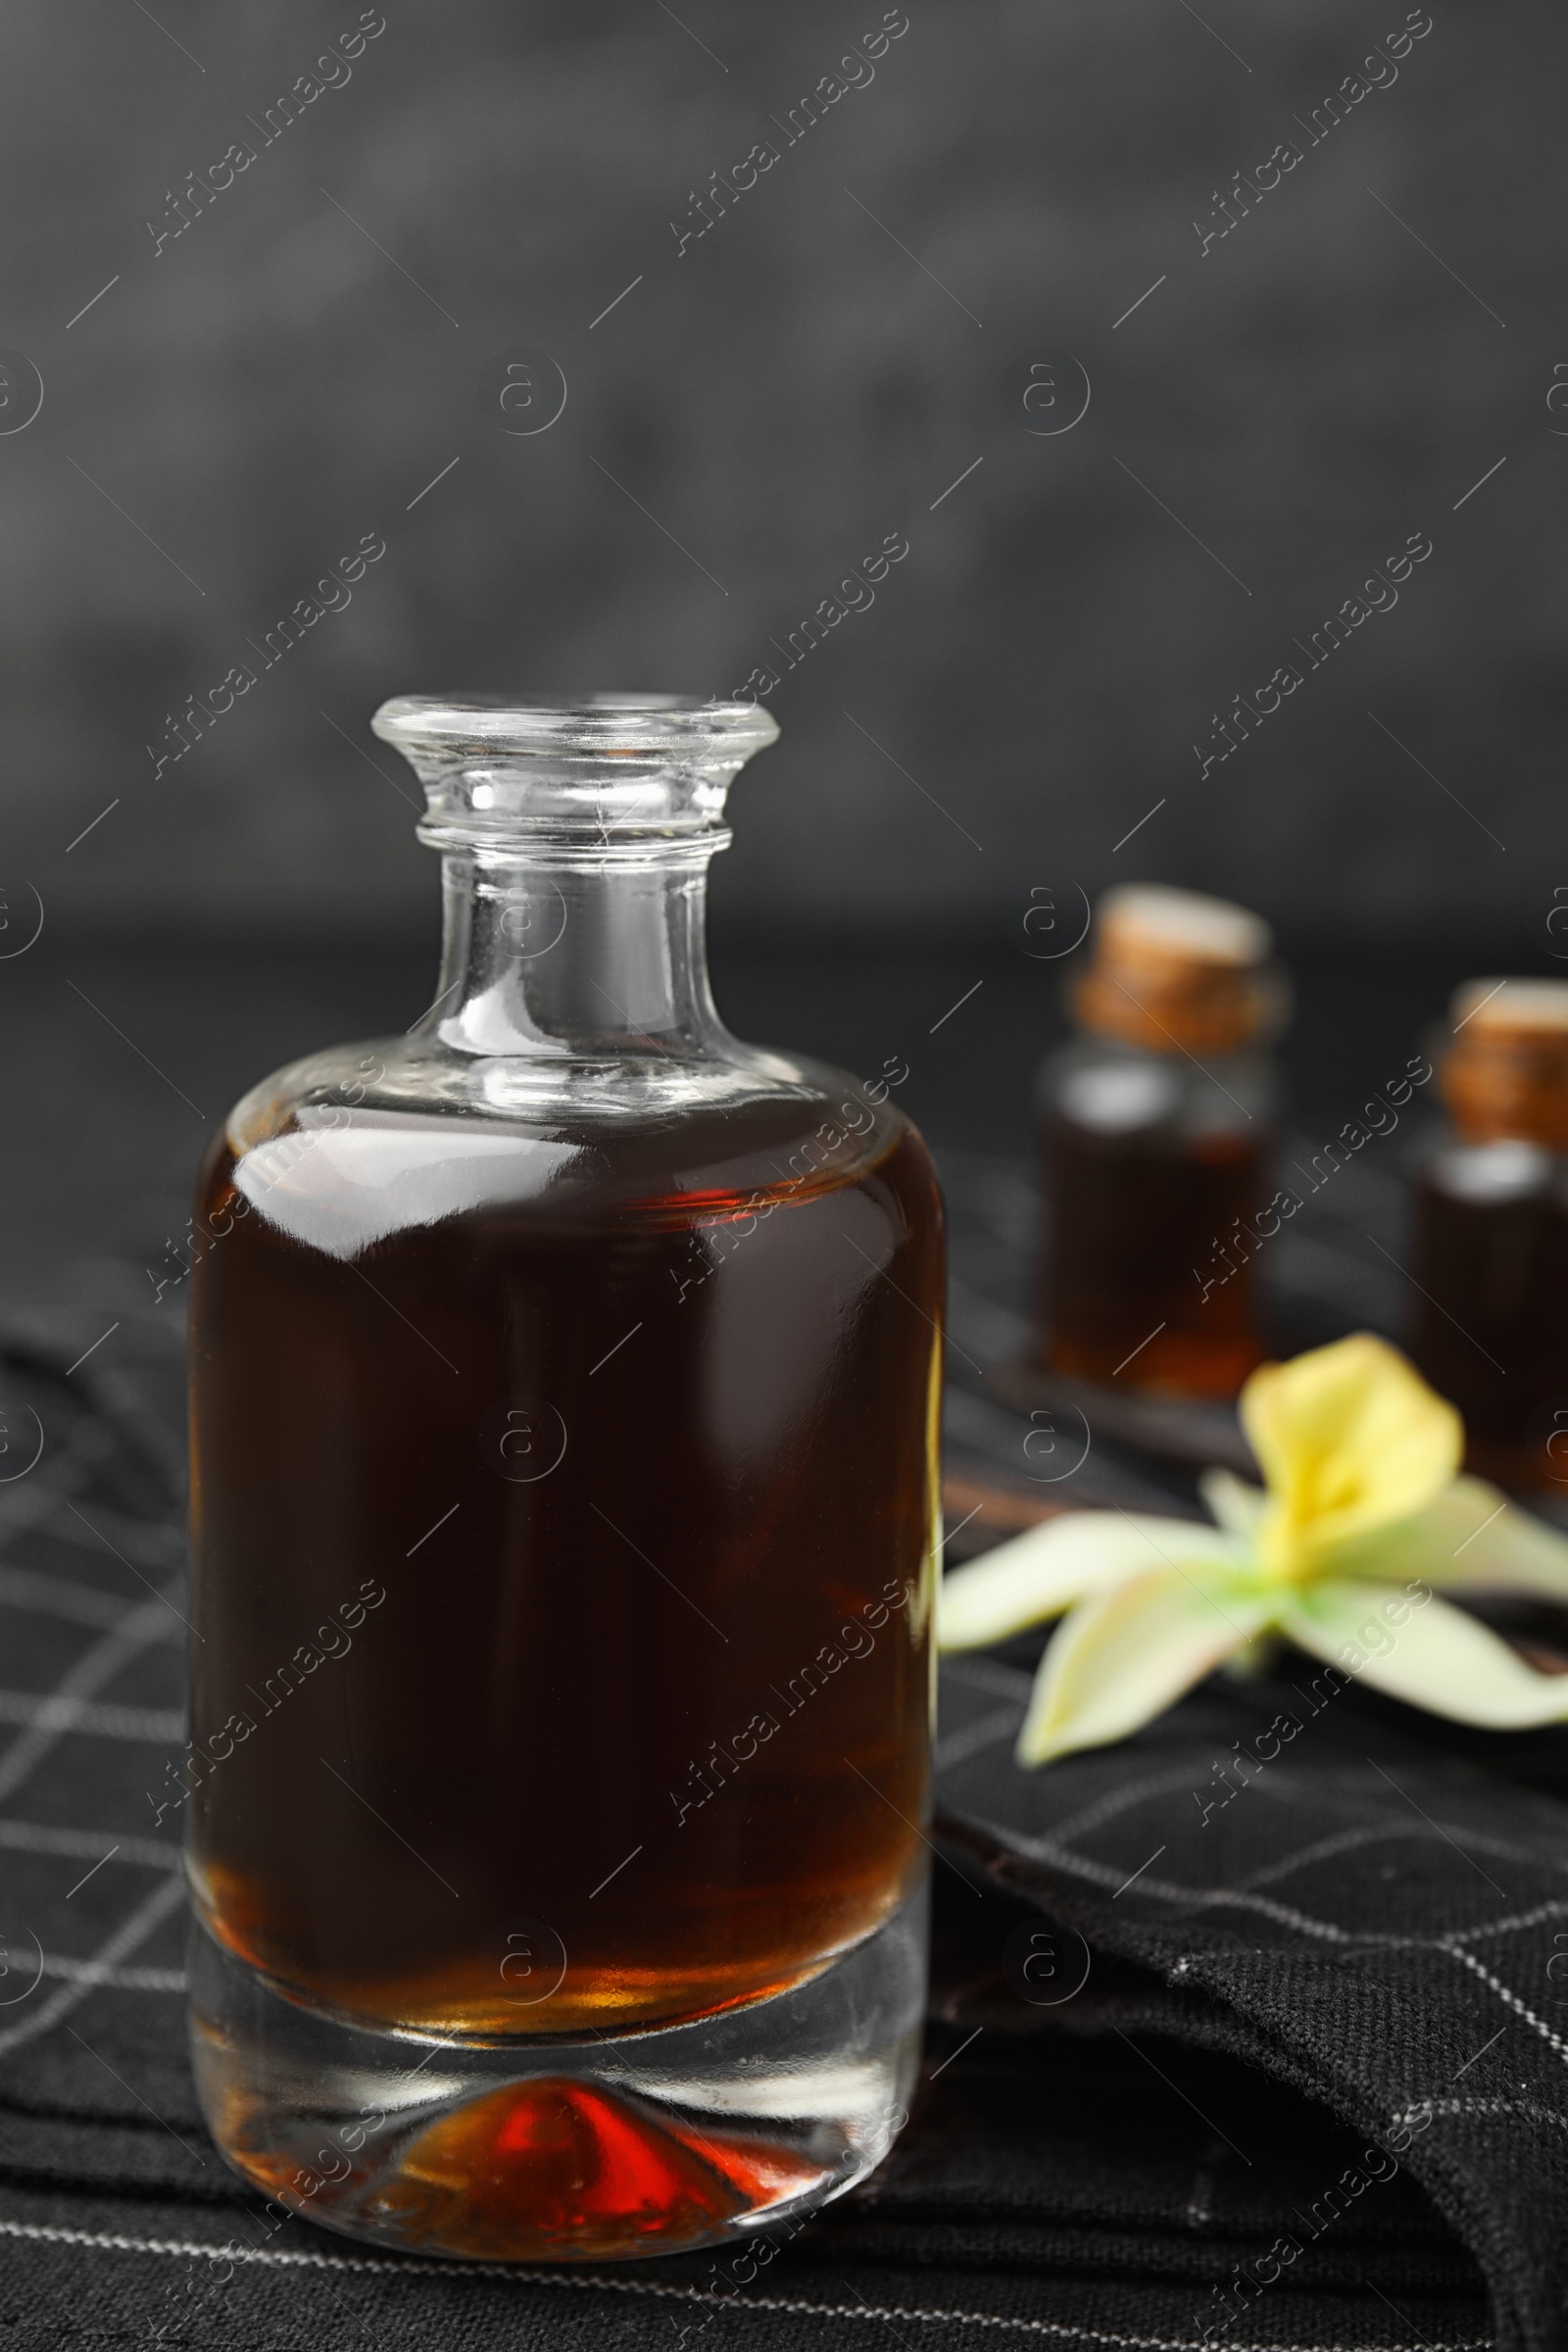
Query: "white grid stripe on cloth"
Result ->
[[950, 1750, 1568, 1951], [0, 1338, 189, 2056], [1047, 1766, 1216, 1848], [0, 1876, 187, 2059], [0, 1589, 186, 1807], [0, 2218, 1498, 2350], [956, 1749, 1568, 1894], [37, 1954, 184, 1991], [0, 1689, 183, 1740], [1446, 1900, 1568, 1948], [1234, 1823, 1407, 1888], [975, 1822, 1365, 1943], [1446, 1948, 1568, 2072], [0, 1818, 180, 1870], [1250, 1766, 1568, 1879]]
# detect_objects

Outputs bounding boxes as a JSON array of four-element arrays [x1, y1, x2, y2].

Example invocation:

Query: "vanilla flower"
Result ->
[[940, 1334, 1568, 1766]]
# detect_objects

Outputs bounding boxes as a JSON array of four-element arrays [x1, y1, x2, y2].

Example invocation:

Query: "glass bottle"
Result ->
[[1036, 885, 1284, 1400], [1406, 977, 1568, 1490], [184, 696, 942, 2262]]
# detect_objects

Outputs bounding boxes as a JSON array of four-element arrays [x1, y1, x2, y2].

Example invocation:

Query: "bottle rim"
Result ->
[[372, 694, 779, 763], [372, 694, 781, 855]]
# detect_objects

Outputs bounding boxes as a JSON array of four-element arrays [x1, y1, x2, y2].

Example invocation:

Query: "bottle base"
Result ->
[[188, 1880, 927, 2263]]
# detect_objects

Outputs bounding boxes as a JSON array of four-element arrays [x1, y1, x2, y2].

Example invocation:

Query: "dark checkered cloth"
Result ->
[[0, 1165, 1559, 2351]]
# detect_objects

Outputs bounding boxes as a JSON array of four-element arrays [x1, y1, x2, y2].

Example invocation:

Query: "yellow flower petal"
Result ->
[[1325, 1476, 1568, 1601], [1241, 1334, 1461, 1576], [938, 1512, 1250, 1653], [1016, 1566, 1274, 1765], [1281, 1577, 1568, 1730]]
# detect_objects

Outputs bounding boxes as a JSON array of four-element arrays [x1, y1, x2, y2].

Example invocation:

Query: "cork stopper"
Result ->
[[1074, 885, 1283, 1056], [1443, 977, 1568, 1146]]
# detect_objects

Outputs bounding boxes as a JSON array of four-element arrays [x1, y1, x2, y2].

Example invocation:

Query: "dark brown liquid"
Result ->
[[1042, 1116, 1270, 1398], [187, 1094, 941, 2037], [1408, 1160, 1568, 1488]]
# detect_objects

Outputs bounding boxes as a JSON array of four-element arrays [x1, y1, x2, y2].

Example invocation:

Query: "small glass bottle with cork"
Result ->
[[1036, 884, 1287, 1401], [1406, 976, 1568, 1490]]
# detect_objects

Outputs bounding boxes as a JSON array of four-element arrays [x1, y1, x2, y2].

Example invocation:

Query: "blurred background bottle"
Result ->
[[1407, 978, 1568, 1491], [1036, 885, 1286, 1401]]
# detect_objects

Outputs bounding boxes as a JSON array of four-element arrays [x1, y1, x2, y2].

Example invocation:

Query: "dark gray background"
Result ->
[[2, 0, 1557, 956], [0, 22, 1552, 2343]]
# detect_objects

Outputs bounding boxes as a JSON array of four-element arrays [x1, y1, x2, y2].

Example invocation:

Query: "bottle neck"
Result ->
[[424, 847, 729, 1059]]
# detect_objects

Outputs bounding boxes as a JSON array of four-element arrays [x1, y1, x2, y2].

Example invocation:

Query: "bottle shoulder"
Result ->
[[1038, 1030, 1277, 1137], [1415, 1131, 1567, 1209], [224, 1032, 912, 1149], [203, 1033, 936, 1264]]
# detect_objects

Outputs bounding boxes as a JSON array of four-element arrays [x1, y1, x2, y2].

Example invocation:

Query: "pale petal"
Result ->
[[1327, 1477, 1568, 1603], [1200, 1466, 1267, 1542], [1017, 1566, 1274, 1765], [1280, 1578, 1568, 1730], [938, 1511, 1249, 1653], [1241, 1334, 1461, 1572]]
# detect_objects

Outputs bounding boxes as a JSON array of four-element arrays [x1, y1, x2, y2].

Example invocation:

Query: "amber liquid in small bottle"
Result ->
[[1043, 1112, 1270, 1397], [1408, 1150, 1568, 1488], [188, 1097, 939, 2044], [1406, 979, 1568, 1490]]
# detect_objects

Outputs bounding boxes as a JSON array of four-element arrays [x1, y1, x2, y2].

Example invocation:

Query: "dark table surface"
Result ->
[[0, 933, 1516, 2349]]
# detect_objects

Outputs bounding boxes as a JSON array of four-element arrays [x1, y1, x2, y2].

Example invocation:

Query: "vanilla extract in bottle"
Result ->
[[185, 697, 943, 2263], [1037, 885, 1285, 1400], [1407, 977, 1568, 1490]]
